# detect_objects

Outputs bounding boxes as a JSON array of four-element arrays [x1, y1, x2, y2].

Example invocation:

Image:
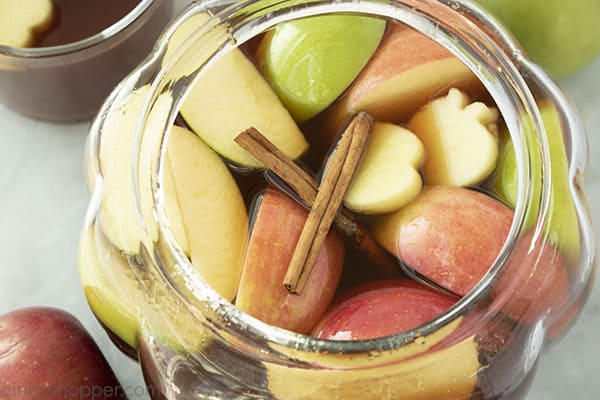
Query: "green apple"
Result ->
[[487, 100, 581, 266], [256, 15, 386, 123], [475, 0, 600, 78], [170, 14, 308, 169], [0, 0, 55, 47]]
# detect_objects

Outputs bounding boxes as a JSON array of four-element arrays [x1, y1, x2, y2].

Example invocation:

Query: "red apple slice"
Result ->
[[323, 22, 484, 132], [492, 230, 570, 324], [235, 188, 345, 334], [313, 279, 456, 340], [373, 186, 513, 297]]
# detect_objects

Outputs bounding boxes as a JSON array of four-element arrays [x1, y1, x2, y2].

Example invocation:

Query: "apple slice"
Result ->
[[166, 125, 248, 301], [79, 221, 212, 353], [256, 15, 386, 123], [491, 230, 570, 324], [235, 188, 345, 334], [322, 22, 484, 132], [267, 334, 480, 400], [407, 88, 499, 187], [487, 100, 581, 266], [313, 279, 456, 340], [0, 0, 55, 47], [171, 15, 308, 169], [98, 85, 174, 255], [343, 122, 425, 214], [373, 185, 514, 297]]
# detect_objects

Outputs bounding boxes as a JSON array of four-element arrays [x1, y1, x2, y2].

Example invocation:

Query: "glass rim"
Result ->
[[0, 0, 157, 58], [89, 0, 583, 360]]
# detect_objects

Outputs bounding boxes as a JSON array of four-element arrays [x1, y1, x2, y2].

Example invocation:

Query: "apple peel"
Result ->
[[408, 88, 499, 187]]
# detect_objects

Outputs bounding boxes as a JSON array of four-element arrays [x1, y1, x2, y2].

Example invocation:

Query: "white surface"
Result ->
[[0, 4, 598, 399]]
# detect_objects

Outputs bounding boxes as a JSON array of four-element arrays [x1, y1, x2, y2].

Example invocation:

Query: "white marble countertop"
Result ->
[[0, 3, 598, 398]]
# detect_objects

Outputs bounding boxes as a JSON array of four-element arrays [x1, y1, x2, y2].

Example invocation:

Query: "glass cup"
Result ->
[[0, 0, 175, 122], [78, 0, 597, 398]]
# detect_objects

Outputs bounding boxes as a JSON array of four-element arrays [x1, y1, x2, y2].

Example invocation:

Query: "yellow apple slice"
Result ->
[[171, 15, 309, 168], [408, 88, 499, 187], [98, 85, 179, 256], [0, 0, 55, 47], [267, 334, 480, 400], [344, 122, 425, 214], [162, 151, 190, 255], [166, 126, 248, 301]]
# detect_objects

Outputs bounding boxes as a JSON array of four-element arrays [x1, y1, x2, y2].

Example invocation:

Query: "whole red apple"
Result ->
[[0, 307, 126, 400]]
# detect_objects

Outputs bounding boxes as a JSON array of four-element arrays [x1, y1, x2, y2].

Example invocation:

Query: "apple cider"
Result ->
[[78, 2, 595, 400], [32, 0, 142, 47], [0, 0, 174, 121]]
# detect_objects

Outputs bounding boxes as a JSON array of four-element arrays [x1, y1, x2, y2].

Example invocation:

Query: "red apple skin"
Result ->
[[322, 22, 484, 132], [374, 186, 514, 297], [375, 186, 571, 324], [236, 188, 345, 334], [312, 279, 456, 340], [0, 307, 125, 400]]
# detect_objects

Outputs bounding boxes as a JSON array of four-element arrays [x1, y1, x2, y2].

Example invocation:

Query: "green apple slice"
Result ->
[[0, 0, 55, 47], [256, 15, 386, 123], [487, 100, 581, 265]]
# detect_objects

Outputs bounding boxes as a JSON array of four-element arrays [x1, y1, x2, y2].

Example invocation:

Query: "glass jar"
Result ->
[[0, 0, 174, 122], [78, 0, 596, 399]]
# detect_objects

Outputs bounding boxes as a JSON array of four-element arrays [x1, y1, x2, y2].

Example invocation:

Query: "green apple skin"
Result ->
[[475, 0, 600, 78], [257, 15, 386, 122], [487, 100, 580, 266]]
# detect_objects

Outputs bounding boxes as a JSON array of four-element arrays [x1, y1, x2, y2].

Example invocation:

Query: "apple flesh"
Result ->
[[235, 188, 345, 334], [98, 85, 175, 256], [256, 15, 386, 123], [0, 307, 125, 400], [312, 279, 456, 340], [166, 125, 249, 301], [0, 0, 55, 47], [373, 185, 514, 297], [343, 122, 425, 215], [171, 14, 308, 169], [322, 22, 484, 133], [407, 88, 499, 187]]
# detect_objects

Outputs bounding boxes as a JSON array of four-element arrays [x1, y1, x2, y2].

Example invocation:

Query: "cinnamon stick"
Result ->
[[283, 112, 372, 293], [234, 121, 400, 283]]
